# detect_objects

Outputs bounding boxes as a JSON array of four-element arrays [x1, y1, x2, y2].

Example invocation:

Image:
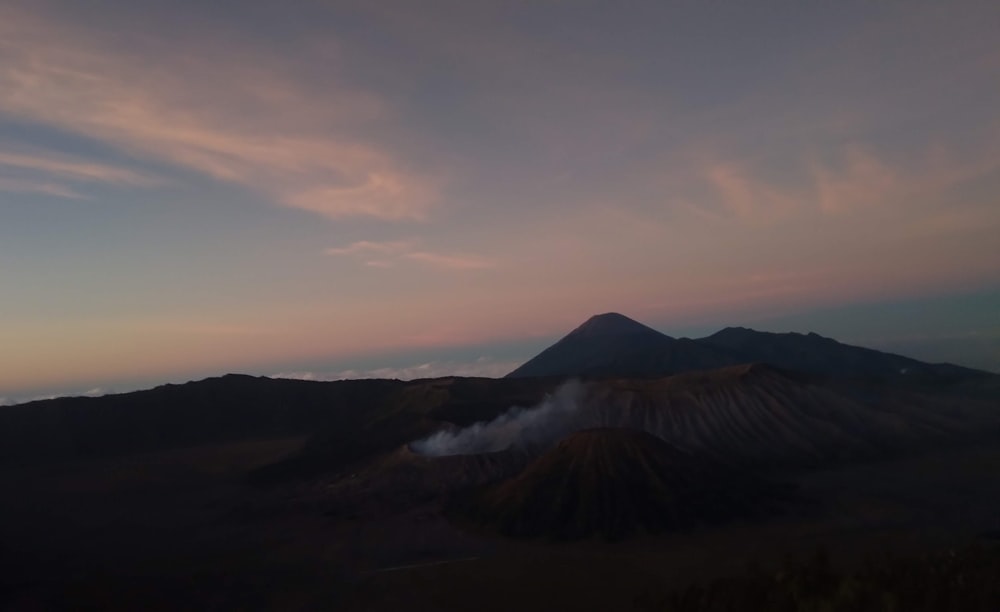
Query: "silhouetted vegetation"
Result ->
[[637, 545, 1000, 611]]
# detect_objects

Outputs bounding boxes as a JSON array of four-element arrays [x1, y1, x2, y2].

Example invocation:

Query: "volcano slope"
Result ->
[[324, 444, 530, 518], [505, 312, 738, 379], [584, 364, 1000, 469], [455, 428, 792, 540], [506, 312, 993, 385], [310, 364, 999, 520]]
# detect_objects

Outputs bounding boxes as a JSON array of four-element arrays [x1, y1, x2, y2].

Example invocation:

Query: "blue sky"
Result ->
[[1, 1, 999, 403]]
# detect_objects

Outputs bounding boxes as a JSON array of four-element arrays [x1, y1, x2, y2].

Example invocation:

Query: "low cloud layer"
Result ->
[[273, 356, 524, 382], [410, 380, 591, 456], [0, 386, 108, 407]]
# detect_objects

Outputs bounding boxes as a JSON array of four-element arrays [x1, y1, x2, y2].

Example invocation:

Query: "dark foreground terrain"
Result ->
[[0, 373, 998, 610], [2, 317, 998, 610], [1, 433, 999, 610]]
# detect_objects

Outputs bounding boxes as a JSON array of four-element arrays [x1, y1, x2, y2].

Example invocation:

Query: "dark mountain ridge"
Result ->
[[701, 326, 988, 383], [505, 312, 739, 379], [0, 374, 402, 466], [0, 374, 557, 471], [506, 313, 993, 384]]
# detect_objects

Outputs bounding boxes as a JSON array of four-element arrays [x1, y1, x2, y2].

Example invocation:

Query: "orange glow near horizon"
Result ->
[[1, 2, 999, 398]]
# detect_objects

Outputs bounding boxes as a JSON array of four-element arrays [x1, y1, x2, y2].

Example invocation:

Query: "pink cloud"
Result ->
[[0, 150, 156, 186], [0, 177, 85, 198], [404, 251, 495, 270], [324, 240, 415, 256], [704, 162, 800, 221], [326, 239, 496, 271], [675, 136, 1000, 226], [0, 5, 438, 220], [811, 146, 901, 214]]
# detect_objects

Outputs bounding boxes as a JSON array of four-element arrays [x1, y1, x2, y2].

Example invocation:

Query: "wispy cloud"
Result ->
[[326, 239, 495, 270], [404, 251, 495, 270], [324, 240, 415, 257], [0, 5, 438, 220], [0, 150, 155, 186], [678, 137, 1000, 225], [810, 146, 899, 215], [703, 162, 800, 221], [0, 176, 85, 198]]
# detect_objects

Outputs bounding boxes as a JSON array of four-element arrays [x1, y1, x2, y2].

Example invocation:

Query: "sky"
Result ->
[[2, 0, 999, 403]]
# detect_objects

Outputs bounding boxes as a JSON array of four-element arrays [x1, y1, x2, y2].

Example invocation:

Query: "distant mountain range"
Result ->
[[506, 312, 992, 384], [1, 312, 995, 476]]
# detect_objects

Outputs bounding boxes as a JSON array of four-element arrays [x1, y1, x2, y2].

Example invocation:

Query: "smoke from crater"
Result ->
[[409, 380, 592, 456]]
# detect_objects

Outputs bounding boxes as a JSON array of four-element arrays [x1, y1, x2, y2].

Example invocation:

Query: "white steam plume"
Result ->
[[410, 380, 591, 456]]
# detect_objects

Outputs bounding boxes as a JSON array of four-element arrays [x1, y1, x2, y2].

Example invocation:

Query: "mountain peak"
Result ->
[[710, 326, 761, 338], [505, 313, 735, 379], [571, 312, 668, 338]]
